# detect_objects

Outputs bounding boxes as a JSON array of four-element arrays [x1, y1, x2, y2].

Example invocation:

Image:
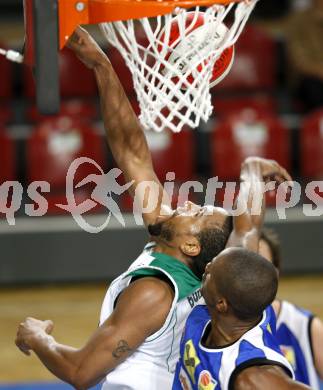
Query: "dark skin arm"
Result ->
[[15, 277, 174, 390], [311, 316, 323, 379], [227, 157, 292, 251], [67, 27, 171, 227], [235, 365, 311, 390]]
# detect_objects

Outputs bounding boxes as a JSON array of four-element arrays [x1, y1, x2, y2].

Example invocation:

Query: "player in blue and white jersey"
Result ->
[[260, 228, 323, 390], [172, 158, 307, 389], [172, 247, 309, 390]]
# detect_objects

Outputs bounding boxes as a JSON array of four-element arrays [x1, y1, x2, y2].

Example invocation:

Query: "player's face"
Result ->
[[149, 202, 231, 279], [153, 202, 229, 238], [201, 248, 233, 307], [201, 254, 221, 306]]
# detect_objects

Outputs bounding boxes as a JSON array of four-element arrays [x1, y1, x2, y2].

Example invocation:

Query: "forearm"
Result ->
[[93, 60, 170, 223], [239, 159, 264, 216], [227, 159, 265, 250], [30, 333, 80, 385], [94, 60, 152, 170], [66, 27, 167, 222], [31, 335, 107, 389]]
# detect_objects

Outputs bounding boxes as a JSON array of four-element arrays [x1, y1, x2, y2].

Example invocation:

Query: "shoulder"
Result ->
[[121, 276, 175, 306], [310, 316, 323, 377], [234, 365, 308, 390], [311, 316, 323, 336], [110, 277, 175, 336], [189, 304, 210, 319], [180, 306, 210, 349], [271, 300, 281, 318], [183, 305, 210, 335], [113, 276, 175, 321], [235, 365, 284, 387], [279, 300, 313, 322]]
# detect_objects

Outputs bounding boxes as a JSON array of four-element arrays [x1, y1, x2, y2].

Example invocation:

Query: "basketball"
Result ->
[[158, 12, 235, 89]]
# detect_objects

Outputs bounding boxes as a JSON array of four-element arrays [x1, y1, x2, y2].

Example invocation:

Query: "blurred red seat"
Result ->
[[145, 128, 195, 182], [300, 109, 323, 179], [211, 109, 290, 181], [27, 99, 98, 123], [0, 128, 15, 183], [0, 43, 13, 99], [0, 128, 16, 216], [24, 48, 97, 99], [121, 128, 196, 212], [213, 95, 277, 118], [216, 25, 277, 92], [0, 104, 13, 125], [26, 116, 106, 214]]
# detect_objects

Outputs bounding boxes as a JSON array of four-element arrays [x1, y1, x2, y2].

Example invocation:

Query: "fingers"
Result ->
[[15, 317, 54, 357], [15, 338, 31, 356], [15, 327, 32, 356], [263, 160, 293, 184], [26, 317, 54, 333], [279, 166, 293, 184], [66, 25, 88, 49], [44, 319, 54, 334], [273, 166, 293, 190]]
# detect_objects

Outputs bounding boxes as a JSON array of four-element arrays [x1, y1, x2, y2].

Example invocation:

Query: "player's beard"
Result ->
[[191, 252, 211, 280], [148, 221, 173, 242]]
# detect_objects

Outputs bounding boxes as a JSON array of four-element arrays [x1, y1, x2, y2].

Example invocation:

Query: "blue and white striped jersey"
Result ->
[[276, 300, 320, 390], [172, 304, 294, 390]]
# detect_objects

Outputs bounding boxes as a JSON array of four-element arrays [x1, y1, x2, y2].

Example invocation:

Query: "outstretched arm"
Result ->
[[226, 157, 292, 252], [15, 277, 174, 389], [67, 27, 171, 226]]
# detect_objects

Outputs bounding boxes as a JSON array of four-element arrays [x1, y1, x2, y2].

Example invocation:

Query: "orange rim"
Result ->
[[58, 0, 244, 48]]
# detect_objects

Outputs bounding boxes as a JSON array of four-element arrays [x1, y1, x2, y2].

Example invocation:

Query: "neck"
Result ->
[[205, 313, 261, 348], [153, 241, 191, 268]]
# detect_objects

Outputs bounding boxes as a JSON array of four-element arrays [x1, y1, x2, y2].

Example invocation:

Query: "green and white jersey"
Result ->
[[99, 242, 204, 390]]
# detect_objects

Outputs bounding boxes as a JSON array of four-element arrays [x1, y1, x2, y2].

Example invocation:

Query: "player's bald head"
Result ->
[[203, 248, 278, 321]]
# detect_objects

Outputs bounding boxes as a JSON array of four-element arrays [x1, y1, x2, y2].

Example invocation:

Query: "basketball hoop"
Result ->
[[23, 0, 257, 122], [100, 0, 258, 132]]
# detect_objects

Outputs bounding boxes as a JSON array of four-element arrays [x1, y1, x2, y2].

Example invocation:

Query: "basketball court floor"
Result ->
[[1, 275, 323, 389]]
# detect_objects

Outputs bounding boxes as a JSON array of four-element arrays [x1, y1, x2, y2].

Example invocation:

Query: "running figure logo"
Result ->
[[57, 157, 133, 233]]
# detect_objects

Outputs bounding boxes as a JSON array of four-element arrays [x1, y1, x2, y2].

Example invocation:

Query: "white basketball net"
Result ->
[[100, 0, 258, 132]]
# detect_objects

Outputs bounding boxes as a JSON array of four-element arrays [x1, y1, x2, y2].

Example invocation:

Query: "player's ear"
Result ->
[[216, 297, 228, 314], [180, 236, 201, 257]]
